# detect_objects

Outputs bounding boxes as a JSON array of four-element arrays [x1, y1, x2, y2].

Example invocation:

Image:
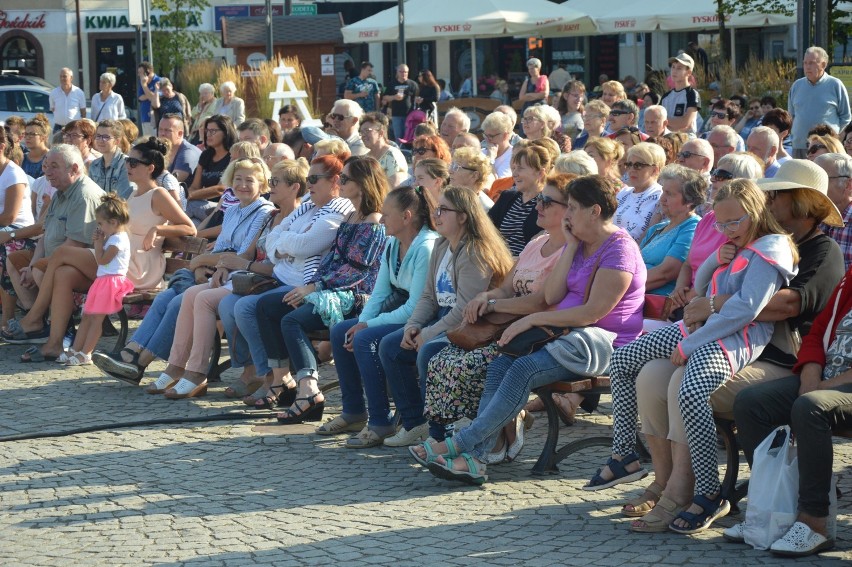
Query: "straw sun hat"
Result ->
[[755, 159, 844, 227]]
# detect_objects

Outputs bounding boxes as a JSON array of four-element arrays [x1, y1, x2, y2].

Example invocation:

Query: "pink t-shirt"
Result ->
[[512, 233, 560, 296], [688, 211, 727, 286], [555, 228, 646, 347]]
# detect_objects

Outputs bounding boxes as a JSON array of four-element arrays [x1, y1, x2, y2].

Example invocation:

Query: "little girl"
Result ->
[[61, 194, 135, 366]]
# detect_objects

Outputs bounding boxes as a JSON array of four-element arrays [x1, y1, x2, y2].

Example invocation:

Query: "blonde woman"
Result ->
[[614, 142, 666, 240], [450, 147, 493, 211], [575, 99, 610, 149], [211, 82, 246, 126], [806, 134, 844, 160], [584, 137, 624, 186]]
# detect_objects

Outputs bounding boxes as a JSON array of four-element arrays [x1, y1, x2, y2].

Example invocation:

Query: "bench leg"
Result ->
[[112, 309, 129, 353], [716, 418, 748, 514], [207, 329, 224, 383], [532, 388, 563, 475]]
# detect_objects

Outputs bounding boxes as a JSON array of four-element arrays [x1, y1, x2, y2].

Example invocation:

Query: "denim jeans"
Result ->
[[280, 303, 339, 375], [254, 290, 298, 375], [391, 116, 406, 142], [733, 375, 852, 517], [454, 349, 582, 460], [218, 285, 292, 369], [331, 318, 403, 428], [380, 325, 451, 431], [129, 287, 185, 360]]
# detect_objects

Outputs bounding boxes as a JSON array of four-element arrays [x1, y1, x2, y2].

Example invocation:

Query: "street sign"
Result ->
[[291, 4, 317, 16]]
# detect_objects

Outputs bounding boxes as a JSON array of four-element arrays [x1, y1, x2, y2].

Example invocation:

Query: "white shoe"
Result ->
[[722, 522, 745, 543], [383, 423, 428, 447], [770, 521, 834, 557]]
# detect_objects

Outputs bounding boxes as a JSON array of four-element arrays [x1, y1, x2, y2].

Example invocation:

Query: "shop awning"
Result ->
[[340, 0, 597, 43]]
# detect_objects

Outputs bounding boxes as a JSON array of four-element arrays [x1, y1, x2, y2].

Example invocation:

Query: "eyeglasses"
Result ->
[[807, 144, 827, 155], [126, 157, 152, 168], [450, 162, 477, 173], [62, 132, 84, 140], [623, 161, 652, 170], [829, 175, 850, 180], [359, 127, 379, 136], [23, 132, 40, 138], [710, 168, 735, 182], [329, 113, 350, 121], [521, 116, 541, 123], [483, 132, 503, 141], [434, 205, 459, 217], [205, 128, 222, 135], [412, 147, 434, 155], [677, 150, 708, 161], [339, 173, 353, 184], [609, 110, 630, 116], [713, 214, 749, 233], [711, 111, 728, 120], [306, 174, 332, 184], [94, 134, 115, 141], [269, 177, 281, 188], [537, 195, 567, 209]]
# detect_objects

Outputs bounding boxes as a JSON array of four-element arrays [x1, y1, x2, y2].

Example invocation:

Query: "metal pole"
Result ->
[[814, 0, 828, 51], [266, 0, 274, 61], [144, 0, 154, 69], [471, 38, 477, 96], [797, 0, 811, 79], [398, 0, 406, 65]]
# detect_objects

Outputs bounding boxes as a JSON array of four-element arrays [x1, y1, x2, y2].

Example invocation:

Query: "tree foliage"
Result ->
[[150, 0, 217, 78]]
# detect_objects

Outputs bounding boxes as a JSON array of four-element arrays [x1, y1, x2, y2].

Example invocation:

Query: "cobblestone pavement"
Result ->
[[0, 331, 849, 566]]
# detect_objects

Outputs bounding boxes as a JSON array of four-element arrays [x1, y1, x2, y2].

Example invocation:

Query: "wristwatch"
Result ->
[[487, 298, 497, 311], [8, 231, 15, 240]]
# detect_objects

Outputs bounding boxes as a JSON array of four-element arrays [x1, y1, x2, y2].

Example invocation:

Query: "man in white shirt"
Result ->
[[642, 105, 670, 138], [660, 53, 700, 135], [49, 68, 87, 133]]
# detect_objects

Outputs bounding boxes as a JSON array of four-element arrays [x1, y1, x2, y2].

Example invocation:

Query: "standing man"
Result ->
[[137, 61, 161, 137], [660, 53, 700, 135], [49, 68, 86, 134], [158, 113, 201, 184], [382, 64, 419, 141], [344, 61, 380, 113], [789, 46, 851, 158]]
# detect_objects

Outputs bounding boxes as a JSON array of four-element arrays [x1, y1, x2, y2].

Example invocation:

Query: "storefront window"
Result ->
[[550, 37, 588, 87], [1, 35, 38, 76]]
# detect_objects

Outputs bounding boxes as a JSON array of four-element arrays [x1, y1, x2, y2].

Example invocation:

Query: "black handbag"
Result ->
[[231, 272, 279, 296]]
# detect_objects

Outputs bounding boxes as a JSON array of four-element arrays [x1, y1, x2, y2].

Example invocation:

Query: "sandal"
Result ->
[[668, 493, 731, 534], [92, 348, 144, 384], [2, 318, 50, 344], [524, 396, 545, 413], [583, 452, 648, 491], [629, 495, 688, 533], [409, 437, 459, 467], [164, 378, 208, 400], [622, 481, 664, 517], [316, 414, 368, 436], [276, 392, 325, 424], [426, 453, 488, 486], [252, 384, 285, 410], [506, 412, 527, 462], [65, 351, 92, 366], [57, 348, 75, 364], [145, 373, 179, 395], [242, 386, 271, 406], [552, 392, 577, 426], [20, 345, 57, 363], [224, 378, 264, 399]]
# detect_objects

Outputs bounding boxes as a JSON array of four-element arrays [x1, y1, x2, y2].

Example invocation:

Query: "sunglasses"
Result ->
[[339, 173, 353, 184], [329, 113, 350, 121], [677, 150, 707, 161], [126, 157, 152, 168], [808, 144, 827, 155], [306, 174, 332, 184], [711, 111, 728, 120], [609, 110, 630, 116], [269, 177, 281, 188], [624, 161, 652, 170], [450, 162, 477, 174], [434, 205, 459, 217], [713, 214, 749, 233], [710, 168, 735, 182], [537, 195, 567, 209], [412, 147, 434, 155]]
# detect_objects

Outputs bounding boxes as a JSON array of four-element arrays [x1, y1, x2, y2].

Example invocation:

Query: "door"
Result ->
[[92, 36, 138, 120]]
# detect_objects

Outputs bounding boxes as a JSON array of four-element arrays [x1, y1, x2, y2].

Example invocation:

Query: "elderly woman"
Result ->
[[521, 106, 558, 148], [89, 120, 131, 199], [278, 104, 301, 135], [557, 80, 586, 141], [584, 137, 624, 187], [152, 78, 192, 130], [481, 112, 515, 179], [488, 144, 552, 256], [360, 112, 407, 186], [554, 151, 598, 176], [189, 83, 217, 144], [186, 115, 236, 223], [541, 105, 572, 153], [806, 134, 844, 160], [413, 158, 449, 202], [211, 82, 246, 127], [20, 117, 50, 179], [614, 142, 666, 240], [324, 185, 439, 445], [91, 73, 126, 121], [423, 173, 574, 444], [601, 80, 626, 108], [254, 156, 388, 423], [61, 120, 99, 165], [489, 79, 510, 105], [519, 58, 550, 114], [574, 100, 610, 150], [411, 175, 646, 484], [587, 180, 798, 536], [632, 159, 844, 534], [450, 147, 493, 211], [639, 165, 703, 297]]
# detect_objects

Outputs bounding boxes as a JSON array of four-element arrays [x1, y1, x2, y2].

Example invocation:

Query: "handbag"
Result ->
[[231, 272, 279, 296], [447, 311, 519, 351], [498, 232, 623, 358], [643, 294, 673, 321], [742, 426, 799, 550]]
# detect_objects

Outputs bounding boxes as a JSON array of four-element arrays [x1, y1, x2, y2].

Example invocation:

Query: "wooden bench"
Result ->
[[110, 235, 208, 353]]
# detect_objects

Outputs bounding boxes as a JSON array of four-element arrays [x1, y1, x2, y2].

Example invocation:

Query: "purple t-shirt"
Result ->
[[555, 229, 646, 347], [688, 211, 727, 286]]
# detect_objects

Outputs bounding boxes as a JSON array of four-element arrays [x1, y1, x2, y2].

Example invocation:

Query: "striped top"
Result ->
[[499, 194, 539, 255], [213, 198, 275, 255]]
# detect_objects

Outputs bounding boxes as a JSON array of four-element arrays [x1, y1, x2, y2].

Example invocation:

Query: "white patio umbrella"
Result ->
[[341, 0, 597, 94]]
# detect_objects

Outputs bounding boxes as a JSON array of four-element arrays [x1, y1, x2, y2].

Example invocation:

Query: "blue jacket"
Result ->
[[358, 226, 439, 327]]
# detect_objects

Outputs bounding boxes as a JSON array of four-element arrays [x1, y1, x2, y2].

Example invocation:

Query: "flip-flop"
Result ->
[[3, 319, 50, 344], [20, 346, 58, 363]]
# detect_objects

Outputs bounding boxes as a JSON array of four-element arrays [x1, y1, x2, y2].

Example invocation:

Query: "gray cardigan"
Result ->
[[405, 236, 493, 343]]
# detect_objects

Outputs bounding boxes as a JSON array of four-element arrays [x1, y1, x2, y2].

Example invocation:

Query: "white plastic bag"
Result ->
[[743, 426, 799, 550]]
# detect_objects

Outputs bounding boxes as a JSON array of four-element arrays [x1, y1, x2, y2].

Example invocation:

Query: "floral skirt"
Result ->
[[0, 238, 36, 295], [424, 342, 499, 424]]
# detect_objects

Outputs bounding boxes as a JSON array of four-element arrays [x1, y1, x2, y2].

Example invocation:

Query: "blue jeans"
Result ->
[[453, 350, 581, 460], [129, 287, 185, 360], [280, 303, 340, 376], [254, 291, 299, 375], [331, 318, 403, 427], [218, 285, 292, 369], [380, 325, 451, 431], [391, 116, 406, 142]]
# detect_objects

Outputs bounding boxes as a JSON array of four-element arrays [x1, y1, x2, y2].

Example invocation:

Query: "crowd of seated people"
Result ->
[[3, 50, 852, 557]]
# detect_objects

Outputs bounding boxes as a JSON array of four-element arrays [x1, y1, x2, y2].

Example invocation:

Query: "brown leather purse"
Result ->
[[446, 311, 519, 351]]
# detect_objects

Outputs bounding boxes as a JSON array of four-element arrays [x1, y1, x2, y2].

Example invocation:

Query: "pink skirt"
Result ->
[[83, 275, 135, 315]]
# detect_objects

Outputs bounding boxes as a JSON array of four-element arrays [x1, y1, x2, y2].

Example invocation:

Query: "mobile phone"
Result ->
[[344, 333, 352, 345]]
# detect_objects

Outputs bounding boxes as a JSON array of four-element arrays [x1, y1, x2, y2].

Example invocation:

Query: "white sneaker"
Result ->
[[770, 521, 834, 557], [722, 522, 745, 543], [383, 423, 428, 447]]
